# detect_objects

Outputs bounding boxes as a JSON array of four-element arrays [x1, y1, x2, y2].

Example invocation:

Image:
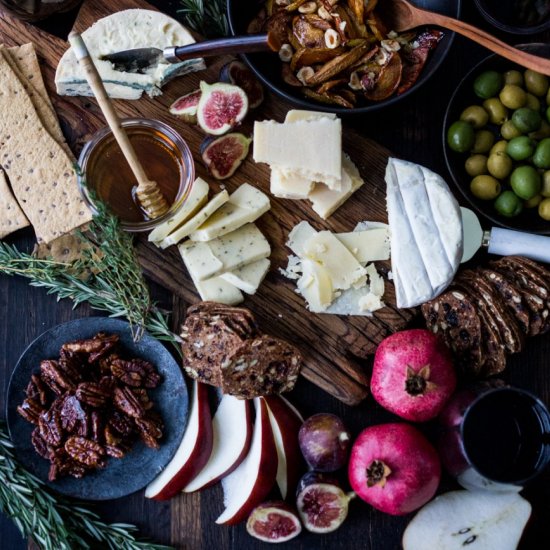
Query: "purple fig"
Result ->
[[201, 133, 251, 180], [169, 89, 201, 123], [220, 60, 264, 109], [246, 501, 302, 543]]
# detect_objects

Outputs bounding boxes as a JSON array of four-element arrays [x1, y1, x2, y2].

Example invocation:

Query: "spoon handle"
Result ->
[[425, 12, 550, 76]]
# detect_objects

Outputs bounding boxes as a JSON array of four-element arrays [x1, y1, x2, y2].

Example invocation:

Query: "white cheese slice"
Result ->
[[148, 177, 209, 244], [159, 190, 229, 248], [270, 167, 314, 199], [219, 258, 271, 294], [284, 110, 337, 123], [303, 231, 366, 290], [279, 254, 303, 280], [325, 285, 379, 316], [287, 221, 318, 257], [178, 241, 223, 281], [358, 292, 384, 313], [253, 119, 342, 189], [189, 184, 270, 242], [194, 276, 244, 305], [308, 155, 364, 219], [366, 263, 385, 297], [336, 227, 390, 265], [297, 259, 333, 312], [56, 10, 205, 99]]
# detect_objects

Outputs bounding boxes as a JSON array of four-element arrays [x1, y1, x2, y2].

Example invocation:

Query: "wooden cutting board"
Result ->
[[0, 0, 416, 405]]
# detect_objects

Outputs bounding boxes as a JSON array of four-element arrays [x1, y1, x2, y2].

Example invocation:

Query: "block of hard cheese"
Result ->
[[270, 167, 314, 199], [253, 119, 342, 189], [219, 258, 271, 294], [0, 168, 29, 238], [285, 110, 337, 123]]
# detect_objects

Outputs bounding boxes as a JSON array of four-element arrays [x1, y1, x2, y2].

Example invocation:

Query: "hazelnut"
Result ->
[[381, 39, 401, 52], [298, 1, 317, 13], [279, 43, 293, 63], [348, 71, 362, 91], [296, 66, 315, 85], [317, 5, 332, 19], [324, 28, 341, 49]]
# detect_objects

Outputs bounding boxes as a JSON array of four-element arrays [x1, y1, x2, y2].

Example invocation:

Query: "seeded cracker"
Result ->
[[0, 51, 92, 244], [0, 167, 29, 238]]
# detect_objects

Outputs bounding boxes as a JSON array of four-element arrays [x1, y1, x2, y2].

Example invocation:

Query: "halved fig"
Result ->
[[201, 133, 252, 180], [220, 60, 264, 109], [290, 47, 346, 72], [246, 501, 302, 544], [169, 89, 201, 123], [196, 81, 249, 136], [296, 472, 353, 533], [363, 52, 403, 101]]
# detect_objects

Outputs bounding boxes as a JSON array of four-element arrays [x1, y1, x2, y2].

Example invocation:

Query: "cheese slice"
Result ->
[[220, 258, 271, 294], [253, 119, 342, 189], [308, 155, 364, 219], [56, 10, 205, 99], [303, 231, 366, 290], [336, 227, 390, 265], [178, 241, 223, 281], [325, 285, 379, 316], [189, 184, 270, 242], [148, 177, 209, 243], [193, 277, 244, 305], [285, 110, 337, 123], [159, 190, 229, 248], [366, 263, 385, 297], [297, 259, 333, 312], [270, 167, 314, 199], [287, 221, 318, 257]]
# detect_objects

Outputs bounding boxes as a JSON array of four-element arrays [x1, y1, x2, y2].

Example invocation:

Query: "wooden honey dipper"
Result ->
[[68, 31, 170, 219]]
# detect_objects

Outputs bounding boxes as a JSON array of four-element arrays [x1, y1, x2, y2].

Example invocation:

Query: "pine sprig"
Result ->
[[0, 420, 172, 550], [178, 0, 229, 37]]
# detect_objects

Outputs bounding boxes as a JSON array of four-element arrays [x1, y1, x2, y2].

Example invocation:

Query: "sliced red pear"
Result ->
[[216, 398, 278, 525], [278, 394, 304, 422], [145, 380, 213, 500], [263, 395, 305, 500], [184, 395, 253, 492]]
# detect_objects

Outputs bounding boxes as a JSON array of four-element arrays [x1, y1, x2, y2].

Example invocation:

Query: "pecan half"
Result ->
[[135, 416, 163, 449], [62, 333, 119, 363], [40, 360, 75, 393], [132, 388, 154, 411], [105, 444, 125, 458], [103, 424, 122, 446], [38, 409, 63, 447], [58, 394, 87, 433], [111, 358, 161, 388], [31, 427, 52, 460], [49, 448, 88, 481], [90, 411, 104, 443], [17, 398, 44, 425], [108, 411, 134, 437], [113, 386, 145, 418], [75, 382, 110, 407], [65, 436, 105, 467], [26, 374, 49, 406]]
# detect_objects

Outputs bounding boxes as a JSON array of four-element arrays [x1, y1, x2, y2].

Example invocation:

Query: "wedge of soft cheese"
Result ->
[[189, 183, 270, 242], [336, 227, 390, 265], [178, 241, 223, 281], [308, 155, 364, 219], [284, 110, 337, 123], [220, 258, 271, 294], [270, 167, 314, 199], [159, 190, 229, 248], [297, 259, 333, 312], [148, 177, 209, 244], [56, 10, 205, 99], [253, 118, 342, 189]]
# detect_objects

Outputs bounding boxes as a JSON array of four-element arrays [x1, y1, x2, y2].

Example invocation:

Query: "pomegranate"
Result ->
[[348, 423, 441, 515], [371, 329, 456, 422]]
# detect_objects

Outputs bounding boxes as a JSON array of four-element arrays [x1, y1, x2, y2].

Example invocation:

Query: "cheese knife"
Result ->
[[101, 33, 279, 73], [461, 207, 550, 264]]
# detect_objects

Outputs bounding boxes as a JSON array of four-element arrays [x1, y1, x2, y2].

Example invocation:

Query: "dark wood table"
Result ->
[[1, 1, 549, 548]]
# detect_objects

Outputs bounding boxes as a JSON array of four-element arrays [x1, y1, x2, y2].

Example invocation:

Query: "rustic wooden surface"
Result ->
[[0, 1, 549, 549]]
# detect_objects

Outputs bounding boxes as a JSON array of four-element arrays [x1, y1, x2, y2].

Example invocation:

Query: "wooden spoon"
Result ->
[[383, 0, 550, 76], [68, 31, 170, 219]]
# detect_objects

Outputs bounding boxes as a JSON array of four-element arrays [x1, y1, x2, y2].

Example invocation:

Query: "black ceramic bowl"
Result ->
[[6, 317, 188, 500], [474, 0, 550, 35], [443, 43, 550, 235], [226, 0, 461, 115]]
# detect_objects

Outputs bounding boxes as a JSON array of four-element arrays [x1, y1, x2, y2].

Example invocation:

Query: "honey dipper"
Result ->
[[68, 31, 170, 219]]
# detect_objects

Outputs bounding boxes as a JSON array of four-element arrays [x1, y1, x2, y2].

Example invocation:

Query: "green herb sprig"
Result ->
[[178, 0, 229, 38]]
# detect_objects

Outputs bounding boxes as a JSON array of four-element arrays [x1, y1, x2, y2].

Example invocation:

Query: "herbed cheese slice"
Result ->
[[270, 167, 314, 199], [148, 177, 209, 244], [253, 119, 342, 189], [219, 258, 271, 294], [284, 110, 337, 123], [297, 259, 333, 312], [178, 241, 223, 281], [336, 227, 390, 265], [189, 183, 270, 242], [159, 190, 229, 248]]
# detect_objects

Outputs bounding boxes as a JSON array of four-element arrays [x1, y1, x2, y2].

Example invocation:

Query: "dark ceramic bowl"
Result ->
[[226, 0, 461, 115], [443, 43, 550, 235], [6, 317, 188, 500], [474, 0, 550, 35]]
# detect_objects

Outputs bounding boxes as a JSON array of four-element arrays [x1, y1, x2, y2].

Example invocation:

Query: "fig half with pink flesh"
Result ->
[[201, 133, 252, 180], [169, 89, 201, 123], [220, 60, 264, 109], [246, 501, 302, 543]]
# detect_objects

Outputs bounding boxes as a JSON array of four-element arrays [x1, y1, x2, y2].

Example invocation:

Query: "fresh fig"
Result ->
[[169, 89, 201, 123], [220, 60, 265, 109], [298, 413, 351, 472], [246, 501, 302, 543], [296, 472, 353, 534], [201, 133, 252, 180], [196, 81, 248, 135]]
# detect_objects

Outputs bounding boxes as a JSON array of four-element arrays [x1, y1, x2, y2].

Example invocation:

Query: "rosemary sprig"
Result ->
[[0, 420, 172, 550], [178, 0, 229, 38]]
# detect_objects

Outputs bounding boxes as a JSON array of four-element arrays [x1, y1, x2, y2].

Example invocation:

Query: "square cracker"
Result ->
[[0, 51, 92, 244], [0, 167, 29, 238]]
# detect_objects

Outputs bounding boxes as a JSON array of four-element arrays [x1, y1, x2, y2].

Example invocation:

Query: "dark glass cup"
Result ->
[[0, 0, 81, 22], [439, 382, 550, 491]]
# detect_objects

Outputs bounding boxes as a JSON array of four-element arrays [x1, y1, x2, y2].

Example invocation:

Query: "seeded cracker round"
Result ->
[[186, 302, 259, 337], [221, 335, 302, 399]]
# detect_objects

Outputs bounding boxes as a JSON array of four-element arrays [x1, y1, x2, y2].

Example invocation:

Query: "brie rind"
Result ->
[[56, 10, 205, 99]]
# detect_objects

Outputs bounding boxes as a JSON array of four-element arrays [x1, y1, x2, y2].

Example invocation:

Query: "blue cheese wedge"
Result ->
[[219, 258, 271, 294], [178, 241, 223, 281], [56, 10, 205, 99], [148, 177, 209, 244], [189, 183, 270, 242]]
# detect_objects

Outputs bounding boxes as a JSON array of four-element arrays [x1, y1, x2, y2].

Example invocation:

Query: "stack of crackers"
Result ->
[[0, 43, 92, 244]]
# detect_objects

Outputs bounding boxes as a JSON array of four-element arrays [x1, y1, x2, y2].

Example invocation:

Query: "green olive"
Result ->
[[501, 120, 522, 140], [546, 105, 550, 125], [447, 120, 475, 153], [471, 129, 495, 154], [525, 93, 541, 111], [495, 190, 523, 217], [511, 165, 541, 200], [487, 151, 513, 179], [529, 120, 550, 140], [504, 70, 523, 86], [506, 136, 536, 161], [512, 108, 542, 133], [490, 140, 509, 155], [542, 171, 550, 197], [533, 138, 550, 169], [465, 154, 488, 177], [499, 84, 527, 109], [525, 194, 542, 208], [474, 71, 503, 99], [471, 175, 501, 200], [460, 105, 489, 129], [524, 70, 549, 97], [483, 98, 508, 125], [539, 198, 550, 220]]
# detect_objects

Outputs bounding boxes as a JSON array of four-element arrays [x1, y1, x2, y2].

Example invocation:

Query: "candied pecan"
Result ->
[[65, 436, 105, 467], [58, 394, 87, 433], [105, 445, 125, 458], [108, 411, 134, 437], [58, 355, 83, 382], [17, 398, 44, 425], [113, 386, 145, 418], [31, 427, 52, 460], [38, 409, 63, 447], [90, 411, 104, 443], [132, 388, 154, 411], [98, 354, 120, 376], [135, 416, 163, 449], [26, 374, 49, 406], [75, 382, 109, 407], [40, 360, 75, 393], [111, 358, 161, 388], [99, 375, 116, 394], [62, 333, 119, 363], [49, 448, 88, 481], [103, 424, 122, 446]]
